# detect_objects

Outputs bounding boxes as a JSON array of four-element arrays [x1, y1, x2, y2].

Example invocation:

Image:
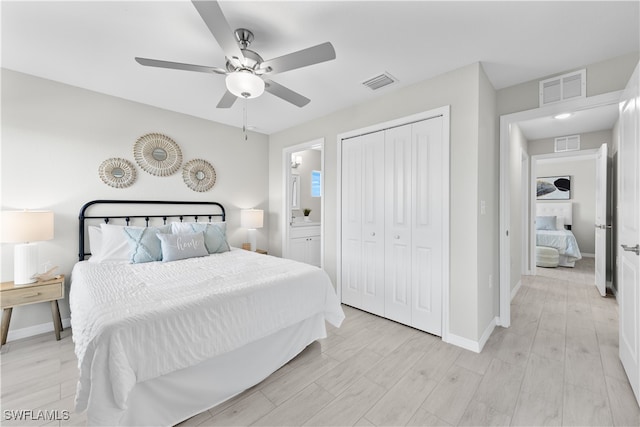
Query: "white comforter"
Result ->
[[536, 229, 582, 262], [70, 249, 344, 422]]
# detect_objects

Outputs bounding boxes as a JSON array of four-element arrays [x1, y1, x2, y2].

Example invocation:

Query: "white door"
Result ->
[[411, 118, 444, 335], [384, 124, 413, 325], [595, 143, 608, 296], [341, 133, 385, 314], [341, 136, 363, 308], [361, 132, 386, 315], [618, 62, 640, 406]]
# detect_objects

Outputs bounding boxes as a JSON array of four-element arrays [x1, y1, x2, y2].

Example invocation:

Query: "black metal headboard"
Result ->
[[78, 200, 226, 261]]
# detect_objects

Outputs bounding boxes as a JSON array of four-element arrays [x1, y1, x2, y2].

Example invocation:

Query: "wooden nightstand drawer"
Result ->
[[1, 275, 65, 346], [1, 282, 63, 309]]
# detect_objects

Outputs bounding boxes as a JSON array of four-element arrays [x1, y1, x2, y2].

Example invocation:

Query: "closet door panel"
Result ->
[[411, 118, 443, 335], [361, 132, 385, 315], [385, 124, 412, 324], [341, 137, 363, 308]]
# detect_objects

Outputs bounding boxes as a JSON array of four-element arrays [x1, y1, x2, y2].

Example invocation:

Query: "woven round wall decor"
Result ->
[[98, 158, 136, 188], [182, 159, 216, 192], [133, 133, 183, 176]]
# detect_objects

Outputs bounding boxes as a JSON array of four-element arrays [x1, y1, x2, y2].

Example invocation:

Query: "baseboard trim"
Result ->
[[480, 317, 498, 350], [6, 318, 71, 343], [511, 279, 522, 302], [582, 253, 595, 258], [447, 333, 481, 353], [449, 318, 494, 354]]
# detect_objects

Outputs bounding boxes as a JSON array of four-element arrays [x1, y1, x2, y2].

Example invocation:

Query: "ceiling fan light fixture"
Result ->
[[226, 71, 264, 99]]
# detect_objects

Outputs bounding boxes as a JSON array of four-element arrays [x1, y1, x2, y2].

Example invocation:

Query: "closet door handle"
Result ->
[[371, 232, 376, 237], [394, 235, 400, 239]]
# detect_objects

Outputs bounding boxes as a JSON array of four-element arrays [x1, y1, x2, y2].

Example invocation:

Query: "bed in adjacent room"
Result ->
[[70, 200, 344, 426], [535, 202, 582, 267]]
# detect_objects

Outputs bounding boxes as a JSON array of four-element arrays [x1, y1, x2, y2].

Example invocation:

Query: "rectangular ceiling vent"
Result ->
[[362, 72, 397, 91], [539, 69, 586, 106], [554, 135, 581, 153]]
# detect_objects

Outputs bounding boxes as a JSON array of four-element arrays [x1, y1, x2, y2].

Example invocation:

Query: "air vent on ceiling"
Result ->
[[554, 135, 581, 153], [362, 72, 397, 91], [539, 69, 586, 106]]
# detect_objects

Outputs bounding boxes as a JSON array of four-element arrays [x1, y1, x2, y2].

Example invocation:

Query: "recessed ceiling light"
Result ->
[[553, 113, 572, 120]]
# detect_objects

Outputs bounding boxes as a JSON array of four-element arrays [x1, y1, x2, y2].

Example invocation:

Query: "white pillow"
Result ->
[[87, 226, 103, 262], [95, 224, 131, 263], [555, 216, 565, 230]]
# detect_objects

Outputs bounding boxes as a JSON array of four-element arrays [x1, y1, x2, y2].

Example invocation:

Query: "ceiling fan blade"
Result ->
[[264, 79, 310, 108], [191, 0, 244, 63], [216, 90, 237, 108], [261, 42, 336, 74], [135, 57, 227, 74]]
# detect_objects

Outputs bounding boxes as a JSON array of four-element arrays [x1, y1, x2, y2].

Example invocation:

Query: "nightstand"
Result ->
[[1, 275, 65, 346], [255, 249, 267, 255]]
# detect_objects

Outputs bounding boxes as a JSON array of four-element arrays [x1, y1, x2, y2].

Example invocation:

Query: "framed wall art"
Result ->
[[537, 175, 571, 200]]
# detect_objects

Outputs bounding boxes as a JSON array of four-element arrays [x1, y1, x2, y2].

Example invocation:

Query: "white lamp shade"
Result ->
[[240, 209, 264, 230], [1, 210, 54, 243], [226, 72, 265, 99]]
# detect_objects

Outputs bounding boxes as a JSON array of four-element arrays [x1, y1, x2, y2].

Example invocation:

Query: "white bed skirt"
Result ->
[[92, 313, 327, 426]]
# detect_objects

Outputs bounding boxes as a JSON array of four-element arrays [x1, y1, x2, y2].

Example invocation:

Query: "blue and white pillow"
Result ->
[[123, 225, 171, 263], [171, 222, 230, 254], [157, 231, 209, 262], [536, 216, 557, 231]]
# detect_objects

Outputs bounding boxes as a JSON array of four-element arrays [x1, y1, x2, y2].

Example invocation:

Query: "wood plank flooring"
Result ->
[[1, 258, 638, 426]]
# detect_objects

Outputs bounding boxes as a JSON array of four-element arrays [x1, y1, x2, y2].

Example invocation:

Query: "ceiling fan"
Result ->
[[135, 0, 336, 108]]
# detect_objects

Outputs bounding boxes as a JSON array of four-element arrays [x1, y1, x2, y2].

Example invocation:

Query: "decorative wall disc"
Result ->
[[98, 158, 136, 188], [133, 133, 183, 176], [183, 159, 216, 192]]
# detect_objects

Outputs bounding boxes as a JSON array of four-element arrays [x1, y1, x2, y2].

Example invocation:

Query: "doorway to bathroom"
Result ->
[[282, 138, 324, 267]]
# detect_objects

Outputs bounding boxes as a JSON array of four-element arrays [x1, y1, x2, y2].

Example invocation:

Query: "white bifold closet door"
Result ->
[[341, 131, 385, 316], [341, 116, 444, 336]]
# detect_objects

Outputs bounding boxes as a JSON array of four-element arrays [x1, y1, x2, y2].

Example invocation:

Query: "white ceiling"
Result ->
[[2, 1, 638, 135]]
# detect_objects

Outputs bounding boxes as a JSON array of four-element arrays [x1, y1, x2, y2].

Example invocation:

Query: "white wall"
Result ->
[[536, 158, 597, 254], [477, 65, 499, 339], [528, 129, 612, 156], [497, 52, 640, 116], [269, 63, 497, 343], [1, 69, 269, 334]]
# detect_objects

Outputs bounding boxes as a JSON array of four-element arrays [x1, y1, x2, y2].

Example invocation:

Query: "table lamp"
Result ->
[[1, 210, 54, 285], [240, 209, 263, 252]]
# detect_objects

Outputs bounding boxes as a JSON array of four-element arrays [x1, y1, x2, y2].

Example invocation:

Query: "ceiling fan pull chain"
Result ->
[[243, 98, 248, 142]]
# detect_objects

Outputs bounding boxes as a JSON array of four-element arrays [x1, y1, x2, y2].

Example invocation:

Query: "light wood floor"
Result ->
[[1, 258, 639, 426]]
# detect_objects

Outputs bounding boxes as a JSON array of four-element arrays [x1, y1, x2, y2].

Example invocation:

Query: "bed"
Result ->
[[70, 200, 344, 426], [535, 202, 582, 267]]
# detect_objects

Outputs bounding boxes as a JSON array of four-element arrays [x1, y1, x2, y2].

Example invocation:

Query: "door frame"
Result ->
[[336, 105, 451, 342], [282, 138, 325, 267], [529, 148, 600, 277], [499, 90, 622, 327]]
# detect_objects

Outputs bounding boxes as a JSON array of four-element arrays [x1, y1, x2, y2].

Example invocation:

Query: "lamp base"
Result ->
[[247, 229, 257, 252], [14, 243, 38, 285]]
